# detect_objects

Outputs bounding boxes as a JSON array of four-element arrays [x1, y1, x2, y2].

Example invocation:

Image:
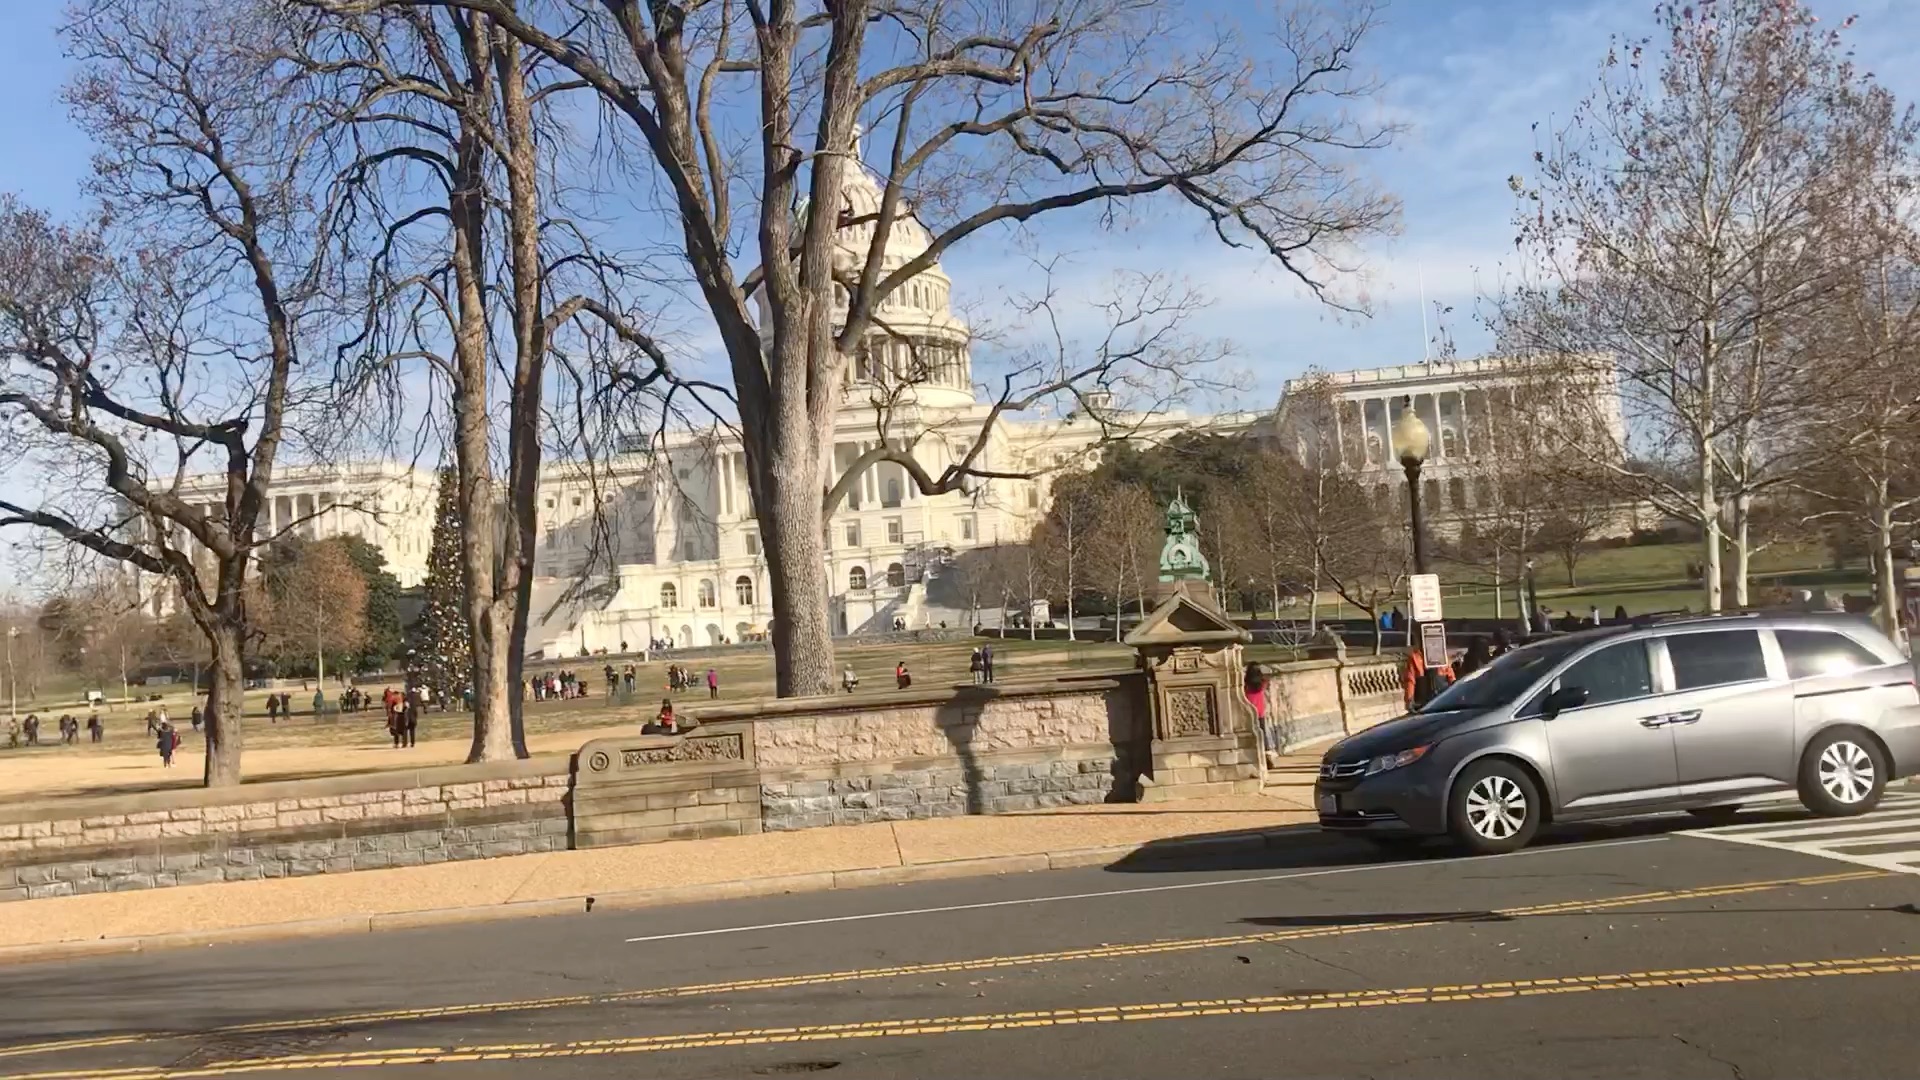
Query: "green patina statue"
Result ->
[[1157, 491, 1211, 583]]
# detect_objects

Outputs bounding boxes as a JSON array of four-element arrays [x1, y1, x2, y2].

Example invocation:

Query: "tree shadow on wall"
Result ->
[[932, 672, 1151, 816]]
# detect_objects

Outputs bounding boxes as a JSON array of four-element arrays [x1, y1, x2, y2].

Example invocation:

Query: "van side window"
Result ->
[[1776, 629, 1884, 680], [1666, 630, 1767, 690], [1557, 641, 1653, 706]]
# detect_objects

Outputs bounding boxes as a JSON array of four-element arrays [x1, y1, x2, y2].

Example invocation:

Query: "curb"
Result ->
[[0, 820, 1322, 968]]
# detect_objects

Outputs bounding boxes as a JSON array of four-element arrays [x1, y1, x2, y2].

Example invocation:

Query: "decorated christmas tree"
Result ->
[[414, 466, 472, 694]]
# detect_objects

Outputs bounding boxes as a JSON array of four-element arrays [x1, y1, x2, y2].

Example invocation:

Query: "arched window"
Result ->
[[886, 562, 906, 588], [697, 579, 717, 608], [883, 477, 902, 508], [848, 566, 868, 590], [659, 583, 678, 609], [735, 575, 756, 606]]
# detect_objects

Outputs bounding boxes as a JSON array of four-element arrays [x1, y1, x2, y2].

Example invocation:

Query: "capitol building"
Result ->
[[154, 146, 1624, 654]]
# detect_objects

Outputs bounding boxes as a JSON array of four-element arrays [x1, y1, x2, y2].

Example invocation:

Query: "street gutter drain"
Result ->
[[752, 1061, 842, 1074]]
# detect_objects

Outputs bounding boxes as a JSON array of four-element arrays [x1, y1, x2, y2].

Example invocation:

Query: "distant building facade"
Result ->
[[1269, 355, 1627, 521]]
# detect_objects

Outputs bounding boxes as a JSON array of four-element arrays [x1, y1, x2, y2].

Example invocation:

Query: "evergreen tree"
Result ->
[[415, 467, 472, 693]]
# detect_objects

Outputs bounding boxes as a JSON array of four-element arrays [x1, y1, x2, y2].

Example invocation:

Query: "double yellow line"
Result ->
[[0, 867, 1879, 1068], [16, 950, 1920, 1079]]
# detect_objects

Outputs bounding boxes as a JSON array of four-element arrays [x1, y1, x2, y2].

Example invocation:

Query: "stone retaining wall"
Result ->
[[0, 658, 1402, 901], [0, 761, 571, 901]]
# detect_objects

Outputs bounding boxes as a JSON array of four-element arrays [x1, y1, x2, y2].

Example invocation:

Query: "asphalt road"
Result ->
[[5, 806, 1920, 1080]]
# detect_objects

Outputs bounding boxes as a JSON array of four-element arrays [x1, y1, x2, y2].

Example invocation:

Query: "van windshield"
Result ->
[[1422, 637, 1586, 713]]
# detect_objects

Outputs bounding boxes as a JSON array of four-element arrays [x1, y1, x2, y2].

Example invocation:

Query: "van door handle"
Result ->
[[1639, 715, 1669, 728], [1664, 710, 1702, 726]]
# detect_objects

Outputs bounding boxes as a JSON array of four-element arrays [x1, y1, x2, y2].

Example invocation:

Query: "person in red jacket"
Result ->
[[1402, 648, 1455, 711]]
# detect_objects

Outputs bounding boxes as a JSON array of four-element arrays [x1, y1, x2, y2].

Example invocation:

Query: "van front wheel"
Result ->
[[1447, 760, 1541, 855]]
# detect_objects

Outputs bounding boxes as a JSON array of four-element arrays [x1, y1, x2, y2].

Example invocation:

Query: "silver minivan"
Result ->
[[1314, 613, 1920, 854]]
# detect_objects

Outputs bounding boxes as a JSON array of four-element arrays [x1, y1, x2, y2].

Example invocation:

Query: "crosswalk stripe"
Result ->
[[1687, 792, 1920, 873]]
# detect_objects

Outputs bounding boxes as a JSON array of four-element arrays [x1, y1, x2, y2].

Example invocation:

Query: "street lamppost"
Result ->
[[1390, 399, 1441, 703]]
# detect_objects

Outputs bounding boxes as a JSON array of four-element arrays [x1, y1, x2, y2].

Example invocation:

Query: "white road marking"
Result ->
[[1685, 793, 1920, 873], [622, 836, 1667, 944]]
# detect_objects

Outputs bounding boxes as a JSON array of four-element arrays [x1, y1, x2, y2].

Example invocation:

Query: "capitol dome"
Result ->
[[753, 128, 976, 411]]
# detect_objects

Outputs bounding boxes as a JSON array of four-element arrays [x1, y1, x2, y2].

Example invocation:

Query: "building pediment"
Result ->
[[1123, 592, 1250, 647]]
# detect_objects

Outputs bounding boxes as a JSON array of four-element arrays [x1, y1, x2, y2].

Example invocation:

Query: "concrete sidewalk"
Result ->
[[0, 773, 1321, 964]]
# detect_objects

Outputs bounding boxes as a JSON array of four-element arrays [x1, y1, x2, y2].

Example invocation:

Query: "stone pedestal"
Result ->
[[1122, 591, 1260, 802]]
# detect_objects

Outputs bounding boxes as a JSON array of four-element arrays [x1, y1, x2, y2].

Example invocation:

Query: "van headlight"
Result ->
[[1365, 745, 1431, 775]]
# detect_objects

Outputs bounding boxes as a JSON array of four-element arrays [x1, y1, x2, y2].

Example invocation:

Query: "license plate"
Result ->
[[1318, 794, 1338, 816]]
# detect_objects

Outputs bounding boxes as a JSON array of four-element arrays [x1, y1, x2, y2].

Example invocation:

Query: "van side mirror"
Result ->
[[1541, 685, 1589, 718]]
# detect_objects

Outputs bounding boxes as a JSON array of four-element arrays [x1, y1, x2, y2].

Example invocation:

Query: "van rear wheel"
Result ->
[[1798, 728, 1886, 818]]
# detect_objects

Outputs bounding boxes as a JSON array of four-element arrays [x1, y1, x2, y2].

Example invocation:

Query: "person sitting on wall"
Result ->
[[895, 661, 912, 690], [643, 699, 678, 735]]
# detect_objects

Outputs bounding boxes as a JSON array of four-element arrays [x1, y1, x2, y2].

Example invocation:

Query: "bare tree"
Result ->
[[254, 537, 370, 683], [1083, 481, 1161, 640], [308, 8, 695, 758], [1031, 472, 1107, 642], [1497, 0, 1895, 611], [306, 0, 1399, 695], [0, 0, 335, 784], [1314, 489, 1406, 656], [1793, 132, 1920, 632]]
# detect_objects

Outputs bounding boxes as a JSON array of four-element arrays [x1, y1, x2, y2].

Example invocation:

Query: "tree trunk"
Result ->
[[1698, 456, 1723, 613], [1369, 611, 1383, 656], [201, 619, 245, 787], [1871, 489, 1899, 635], [1308, 556, 1320, 632], [1731, 491, 1752, 608], [758, 456, 836, 696], [492, 31, 542, 759]]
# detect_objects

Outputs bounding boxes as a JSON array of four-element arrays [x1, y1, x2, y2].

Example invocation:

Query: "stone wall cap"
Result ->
[[0, 754, 569, 825]]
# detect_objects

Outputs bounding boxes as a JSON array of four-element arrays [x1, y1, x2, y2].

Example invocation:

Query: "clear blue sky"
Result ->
[[4, 0, 1920, 596], [8, 0, 1918, 399]]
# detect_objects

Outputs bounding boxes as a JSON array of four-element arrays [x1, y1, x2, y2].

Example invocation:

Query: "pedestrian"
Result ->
[[706, 667, 718, 699], [968, 648, 983, 685], [156, 721, 177, 767], [1402, 647, 1455, 711], [1613, 604, 1629, 624], [267, 693, 280, 724], [1456, 636, 1492, 679], [842, 664, 858, 693], [895, 661, 911, 690], [402, 695, 418, 748], [1489, 627, 1512, 660], [1244, 662, 1276, 768], [278, 691, 292, 719], [23, 713, 39, 746], [1588, 604, 1602, 626], [87, 713, 103, 743], [190, 702, 203, 732], [5, 717, 17, 748], [623, 663, 637, 691], [312, 689, 325, 717], [643, 698, 677, 735], [604, 663, 616, 697], [981, 644, 995, 684]]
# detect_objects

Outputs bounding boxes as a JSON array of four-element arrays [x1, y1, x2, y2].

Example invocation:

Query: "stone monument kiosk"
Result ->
[[1122, 494, 1262, 802]]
